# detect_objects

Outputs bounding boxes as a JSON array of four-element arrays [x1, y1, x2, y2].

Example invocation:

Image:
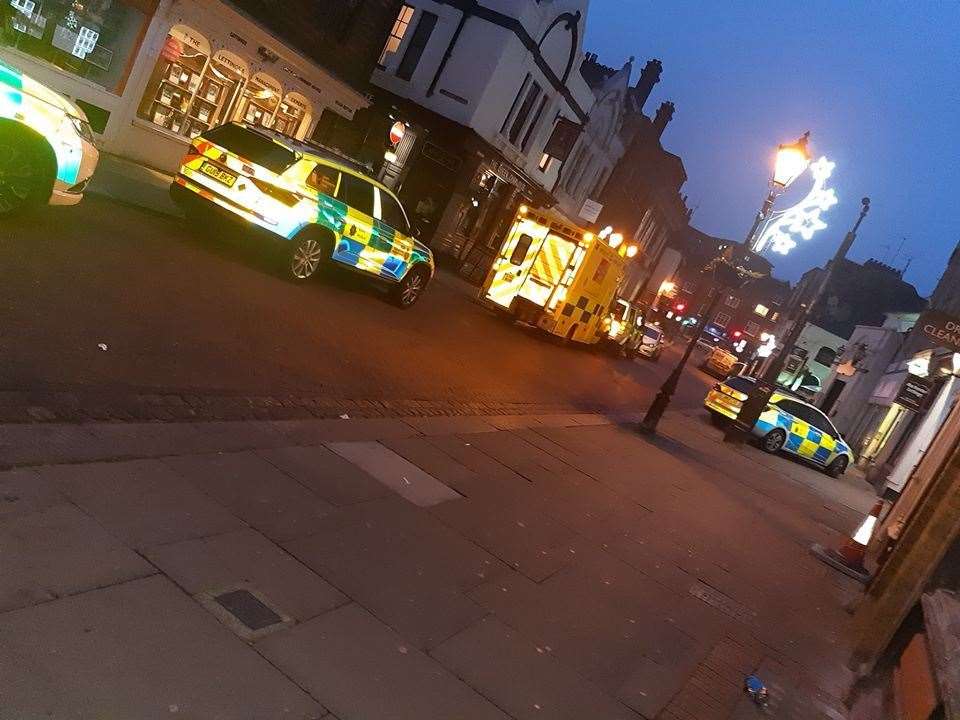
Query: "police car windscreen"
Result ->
[[724, 376, 755, 392], [202, 123, 296, 174]]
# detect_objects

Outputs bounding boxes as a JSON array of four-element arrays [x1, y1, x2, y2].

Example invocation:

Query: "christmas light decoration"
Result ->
[[755, 156, 838, 255]]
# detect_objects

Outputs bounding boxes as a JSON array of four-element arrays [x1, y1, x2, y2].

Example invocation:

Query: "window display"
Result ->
[[2, 0, 147, 91], [236, 70, 280, 130], [273, 91, 309, 137], [185, 49, 246, 139], [136, 24, 209, 138]]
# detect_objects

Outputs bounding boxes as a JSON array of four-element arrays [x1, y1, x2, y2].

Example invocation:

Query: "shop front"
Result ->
[[1, 0, 367, 172]]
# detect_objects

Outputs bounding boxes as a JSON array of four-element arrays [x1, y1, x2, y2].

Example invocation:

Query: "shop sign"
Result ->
[[542, 117, 582, 161], [917, 309, 960, 354], [895, 373, 934, 412], [212, 49, 248, 78], [579, 198, 603, 223], [389, 121, 406, 146]]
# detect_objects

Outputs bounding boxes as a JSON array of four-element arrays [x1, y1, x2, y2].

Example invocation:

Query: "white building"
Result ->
[[370, 0, 602, 266], [1, 0, 367, 172]]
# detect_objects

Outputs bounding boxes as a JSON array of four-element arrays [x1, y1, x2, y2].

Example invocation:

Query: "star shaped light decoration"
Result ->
[[755, 156, 838, 255]]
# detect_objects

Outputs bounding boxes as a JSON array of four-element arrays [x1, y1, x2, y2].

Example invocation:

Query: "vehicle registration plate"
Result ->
[[200, 162, 237, 187]]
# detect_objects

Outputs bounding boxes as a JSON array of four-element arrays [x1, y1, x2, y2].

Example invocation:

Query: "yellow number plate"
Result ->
[[200, 162, 237, 187]]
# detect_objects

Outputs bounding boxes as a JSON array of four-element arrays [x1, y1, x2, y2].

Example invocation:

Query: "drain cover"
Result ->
[[213, 589, 283, 631]]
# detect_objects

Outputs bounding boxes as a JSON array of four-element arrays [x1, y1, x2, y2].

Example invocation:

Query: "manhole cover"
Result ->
[[214, 589, 283, 631]]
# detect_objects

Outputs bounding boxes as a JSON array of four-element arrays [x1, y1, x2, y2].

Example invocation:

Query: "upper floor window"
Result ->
[[520, 95, 548, 150], [507, 80, 542, 145], [754, 303, 769, 317], [745, 321, 760, 336], [714, 312, 731, 328], [724, 295, 741, 308], [378, 4, 414, 68], [396, 10, 437, 80]]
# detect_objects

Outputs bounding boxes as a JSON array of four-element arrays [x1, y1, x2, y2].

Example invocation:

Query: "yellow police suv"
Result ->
[[0, 59, 99, 215], [705, 375, 854, 477], [170, 122, 434, 307]]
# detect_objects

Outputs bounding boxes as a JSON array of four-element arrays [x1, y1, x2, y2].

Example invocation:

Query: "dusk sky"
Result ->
[[583, 1, 959, 296]]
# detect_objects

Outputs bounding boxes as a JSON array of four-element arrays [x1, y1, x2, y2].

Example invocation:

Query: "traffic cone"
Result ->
[[810, 500, 884, 583]]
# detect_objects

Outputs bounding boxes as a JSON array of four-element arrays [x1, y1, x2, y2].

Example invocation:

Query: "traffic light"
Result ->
[[674, 302, 686, 313], [731, 330, 742, 339]]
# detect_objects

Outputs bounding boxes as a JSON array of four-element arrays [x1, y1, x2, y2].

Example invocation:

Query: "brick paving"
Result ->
[[0, 411, 872, 718]]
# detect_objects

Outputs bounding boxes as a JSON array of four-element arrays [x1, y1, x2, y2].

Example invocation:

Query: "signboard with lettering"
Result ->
[[542, 117, 582, 161], [917, 309, 960, 353], [895, 373, 934, 412], [579, 198, 603, 223]]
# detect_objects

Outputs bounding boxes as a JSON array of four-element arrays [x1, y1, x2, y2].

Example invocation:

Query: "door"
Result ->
[[820, 379, 846, 415], [777, 399, 821, 456], [373, 187, 416, 281], [333, 173, 377, 273], [485, 219, 547, 308], [519, 233, 576, 308]]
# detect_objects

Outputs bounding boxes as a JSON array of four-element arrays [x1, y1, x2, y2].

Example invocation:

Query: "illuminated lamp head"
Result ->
[[598, 225, 613, 240], [518, 205, 529, 215], [773, 132, 812, 189], [582, 231, 594, 242], [625, 245, 638, 258], [608, 232, 623, 249]]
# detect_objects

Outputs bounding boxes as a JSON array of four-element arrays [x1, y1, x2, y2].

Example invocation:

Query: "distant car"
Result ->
[[0, 59, 99, 215], [700, 345, 740, 378], [170, 122, 434, 307], [601, 299, 643, 356], [704, 376, 854, 477], [635, 322, 664, 361]]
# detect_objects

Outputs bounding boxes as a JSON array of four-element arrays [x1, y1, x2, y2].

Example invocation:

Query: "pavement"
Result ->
[[0, 407, 874, 719]]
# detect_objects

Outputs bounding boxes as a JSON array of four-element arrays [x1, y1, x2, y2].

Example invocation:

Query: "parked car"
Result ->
[[170, 122, 434, 307], [704, 375, 854, 477], [634, 322, 664, 361], [700, 344, 741, 378], [0, 59, 99, 215], [601, 299, 643, 355]]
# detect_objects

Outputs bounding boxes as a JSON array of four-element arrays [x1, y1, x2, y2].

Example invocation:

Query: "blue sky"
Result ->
[[583, 0, 959, 295]]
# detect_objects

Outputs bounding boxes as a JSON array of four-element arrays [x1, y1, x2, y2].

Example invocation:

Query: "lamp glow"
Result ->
[[772, 141, 811, 188], [625, 245, 638, 258], [608, 232, 623, 249], [598, 225, 613, 240]]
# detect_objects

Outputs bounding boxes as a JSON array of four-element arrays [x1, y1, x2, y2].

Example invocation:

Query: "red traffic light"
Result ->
[[731, 330, 742, 339], [674, 303, 686, 312]]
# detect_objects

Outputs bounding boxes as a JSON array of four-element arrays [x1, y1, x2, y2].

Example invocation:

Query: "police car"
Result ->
[[170, 122, 434, 307], [0, 59, 99, 215], [705, 375, 854, 477]]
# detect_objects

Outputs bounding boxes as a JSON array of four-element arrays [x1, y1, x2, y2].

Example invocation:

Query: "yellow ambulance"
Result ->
[[480, 206, 636, 344]]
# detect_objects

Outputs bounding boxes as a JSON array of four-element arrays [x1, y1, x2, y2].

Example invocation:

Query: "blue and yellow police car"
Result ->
[[705, 375, 854, 477]]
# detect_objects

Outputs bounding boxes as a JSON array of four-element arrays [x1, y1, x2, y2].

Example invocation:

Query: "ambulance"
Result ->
[[480, 206, 637, 344]]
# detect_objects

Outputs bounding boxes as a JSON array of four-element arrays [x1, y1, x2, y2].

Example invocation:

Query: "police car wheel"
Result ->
[[761, 429, 786, 454], [826, 456, 848, 478], [393, 266, 429, 308]]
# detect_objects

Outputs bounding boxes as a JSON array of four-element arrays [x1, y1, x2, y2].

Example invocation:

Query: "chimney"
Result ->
[[633, 59, 662, 113], [653, 101, 675, 138]]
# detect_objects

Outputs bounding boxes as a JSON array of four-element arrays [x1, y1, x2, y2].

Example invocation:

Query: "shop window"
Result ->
[[136, 25, 210, 138], [3, 0, 147, 92], [378, 4, 414, 68], [396, 10, 436, 81], [237, 71, 281, 130], [274, 92, 310, 138], [184, 49, 248, 139], [509, 234, 533, 265]]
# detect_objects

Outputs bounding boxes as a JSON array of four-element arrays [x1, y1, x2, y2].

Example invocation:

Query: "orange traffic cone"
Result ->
[[811, 500, 884, 583]]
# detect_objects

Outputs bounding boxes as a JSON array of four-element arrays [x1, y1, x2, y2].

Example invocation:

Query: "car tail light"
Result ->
[[185, 144, 202, 160], [249, 177, 300, 206]]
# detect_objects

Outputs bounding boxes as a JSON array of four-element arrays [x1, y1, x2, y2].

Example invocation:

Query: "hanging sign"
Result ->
[[542, 117, 582, 161], [895, 373, 934, 412]]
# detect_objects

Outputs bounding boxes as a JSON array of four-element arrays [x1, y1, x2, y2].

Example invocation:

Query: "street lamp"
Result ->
[[745, 132, 812, 252]]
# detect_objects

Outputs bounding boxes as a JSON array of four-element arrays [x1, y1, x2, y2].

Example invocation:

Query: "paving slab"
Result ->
[[402, 415, 498, 436], [271, 418, 418, 444], [0, 504, 155, 613], [0, 575, 323, 719], [257, 603, 508, 720], [381, 436, 483, 496], [257, 444, 390, 505], [0, 423, 105, 466], [40, 458, 244, 549], [0, 467, 67, 519], [432, 616, 636, 720], [82, 421, 210, 460], [144, 528, 346, 622], [326, 441, 462, 507], [162, 451, 334, 541]]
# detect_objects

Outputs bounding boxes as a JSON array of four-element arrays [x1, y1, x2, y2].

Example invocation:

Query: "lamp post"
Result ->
[[744, 132, 812, 252], [729, 197, 872, 439]]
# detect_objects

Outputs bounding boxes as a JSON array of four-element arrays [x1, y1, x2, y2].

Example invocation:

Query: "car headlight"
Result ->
[[69, 116, 95, 143]]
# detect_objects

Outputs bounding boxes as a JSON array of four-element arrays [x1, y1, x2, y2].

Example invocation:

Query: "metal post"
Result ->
[[729, 198, 871, 438], [745, 189, 778, 253], [639, 286, 723, 434]]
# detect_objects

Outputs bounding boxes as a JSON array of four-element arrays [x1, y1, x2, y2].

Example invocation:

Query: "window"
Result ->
[[725, 376, 756, 393], [724, 295, 741, 308], [3, 0, 148, 92], [509, 234, 533, 265], [307, 164, 340, 196], [199, 123, 296, 173], [396, 10, 437, 80], [754, 303, 769, 317], [378, 4, 414, 67], [682, 280, 697, 293], [806, 407, 837, 436], [337, 174, 374, 216], [592, 258, 610, 283], [376, 188, 410, 234], [520, 94, 548, 150], [714, 312, 731, 328], [507, 80, 542, 145], [814, 346, 838, 366], [770, 311, 780, 322], [501, 74, 531, 134], [591, 168, 609, 197], [538, 153, 552, 171], [745, 321, 760, 337]]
